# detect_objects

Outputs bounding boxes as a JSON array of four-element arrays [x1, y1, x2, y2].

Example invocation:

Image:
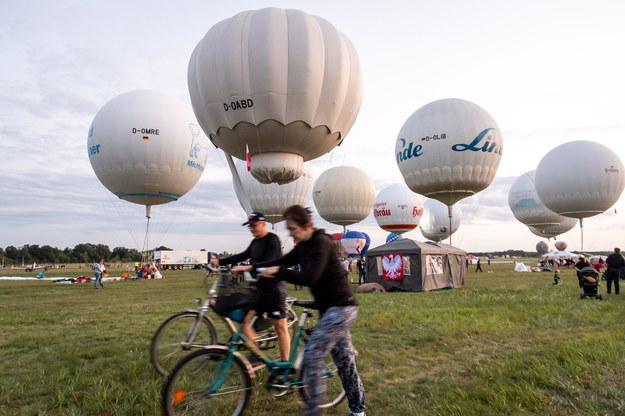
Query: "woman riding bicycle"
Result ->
[[233, 205, 366, 416]]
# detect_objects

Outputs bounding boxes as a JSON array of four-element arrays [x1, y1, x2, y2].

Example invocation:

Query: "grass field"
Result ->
[[1, 262, 624, 416]]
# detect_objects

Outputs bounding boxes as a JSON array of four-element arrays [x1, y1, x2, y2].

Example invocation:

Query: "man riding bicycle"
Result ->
[[211, 212, 291, 364]]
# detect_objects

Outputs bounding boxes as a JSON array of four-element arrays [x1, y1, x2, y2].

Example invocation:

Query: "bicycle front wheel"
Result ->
[[162, 348, 253, 416], [151, 311, 219, 376], [298, 352, 346, 409]]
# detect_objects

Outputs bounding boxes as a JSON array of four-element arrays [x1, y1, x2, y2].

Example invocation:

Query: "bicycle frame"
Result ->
[[208, 304, 313, 394]]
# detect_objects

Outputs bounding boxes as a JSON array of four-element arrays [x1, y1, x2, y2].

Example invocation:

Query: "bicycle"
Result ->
[[150, 266, 298, 377], [161, 299, 346, 416]]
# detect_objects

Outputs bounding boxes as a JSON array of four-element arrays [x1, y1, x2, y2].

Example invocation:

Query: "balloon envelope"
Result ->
[[554, 241, 567, 251], [361, 232, 371, 256], [536, 241, 549, 255], [188, 7, 363, 185], [528, 218, 577, 239], [535, 141, 625, 219], [373, 183, 423, 234], [87, 90, 209, 207], [341, 231, 366, 257], [386, 233, 405, 243], [312, 166, 376, 227], [508, 170, 571, 228], [233, 160, 313, 224], [396, 98, 503, 206], [420, 199, 462, 242]]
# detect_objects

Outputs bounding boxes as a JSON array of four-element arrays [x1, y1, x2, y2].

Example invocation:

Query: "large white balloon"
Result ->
[[373, 183, 423, 234], [87, 90, 209, 207], [312, 166, 375, 227], [188, 8, 363, 185], [420, 199, 462, 242], [396, 98, 503, 206], [508, 170, 572, 228], [528, 218, 577, 239], [535, 141, 625, 219], [232, 160, 313, 224]]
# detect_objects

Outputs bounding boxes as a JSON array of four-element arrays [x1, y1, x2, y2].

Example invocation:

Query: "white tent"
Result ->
[[514, 262, 529, 272], [541, 250, 579, 259]]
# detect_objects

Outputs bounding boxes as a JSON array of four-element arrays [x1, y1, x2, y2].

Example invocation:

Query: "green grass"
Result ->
[[1, 263, 624, 415]]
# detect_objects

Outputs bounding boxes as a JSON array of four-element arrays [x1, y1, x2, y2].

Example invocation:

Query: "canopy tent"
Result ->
[[541, 250, 579, 259], [365, 239, 466, 292]]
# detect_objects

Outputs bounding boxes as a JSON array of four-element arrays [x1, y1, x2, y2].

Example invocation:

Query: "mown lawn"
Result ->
[[1, 262, 623, 415]]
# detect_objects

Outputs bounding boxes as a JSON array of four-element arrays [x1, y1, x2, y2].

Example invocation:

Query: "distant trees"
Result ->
[[0, 244, 198, 265]]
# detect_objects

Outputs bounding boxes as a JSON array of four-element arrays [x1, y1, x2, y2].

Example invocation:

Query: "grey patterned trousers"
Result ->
[[302, 305, 365, 416]]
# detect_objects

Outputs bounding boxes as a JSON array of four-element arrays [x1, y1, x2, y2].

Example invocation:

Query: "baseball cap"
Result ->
[[242, 212, 266, 226]]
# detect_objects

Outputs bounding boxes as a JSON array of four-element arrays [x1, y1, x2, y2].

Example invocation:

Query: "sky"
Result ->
[[2, 0, 625, 256]]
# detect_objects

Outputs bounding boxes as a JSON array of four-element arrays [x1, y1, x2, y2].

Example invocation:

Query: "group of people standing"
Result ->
[[574, 248, 625, 295]]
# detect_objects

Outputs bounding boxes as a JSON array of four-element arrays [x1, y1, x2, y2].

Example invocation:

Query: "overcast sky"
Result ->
[[2, 0, 624, 255]]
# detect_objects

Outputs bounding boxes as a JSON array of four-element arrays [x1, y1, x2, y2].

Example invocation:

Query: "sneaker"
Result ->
[[346, 412, 366, 416]]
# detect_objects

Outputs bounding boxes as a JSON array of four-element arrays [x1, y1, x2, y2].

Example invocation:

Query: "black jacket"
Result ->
[[255, 229, 356, 314], [220, 232, 282, 290]]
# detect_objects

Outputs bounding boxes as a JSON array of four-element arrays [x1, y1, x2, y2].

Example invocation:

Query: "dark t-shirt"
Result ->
[[219, 232, 282, 290]]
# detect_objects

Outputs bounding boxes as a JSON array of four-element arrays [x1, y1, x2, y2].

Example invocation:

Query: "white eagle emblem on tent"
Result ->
[[382, 254, 403, 280]]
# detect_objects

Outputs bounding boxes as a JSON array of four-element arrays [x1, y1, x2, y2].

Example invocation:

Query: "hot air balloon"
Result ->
[[312, 166, 375, 230], [373, 183, 423, 234], [535, 141, 625, 220], [554, 241, 567, 251], [536, 241, 549, 256], [341, 231, 366, 258], [232, 160, 313, 224], [508, 171, 572, 228], [188, 7, 363, 185], [396, 98, 503, 206], [386, 233, 404, 243], [420, 199, 462, 242], [527, 218, 577, 239], [87, 89, 209, 215], [361, 232, 371, 256], [396, 98, 502, 244], [535, 141, 625, 251]]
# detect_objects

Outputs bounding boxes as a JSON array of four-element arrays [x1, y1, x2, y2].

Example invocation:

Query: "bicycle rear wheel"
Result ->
[[162, 348, 253, 416], [151, 312, 219, 376], [298, 352, 346, 409]]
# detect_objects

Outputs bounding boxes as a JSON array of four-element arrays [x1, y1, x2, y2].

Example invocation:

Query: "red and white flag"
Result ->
[[246, 144, 251, 172]]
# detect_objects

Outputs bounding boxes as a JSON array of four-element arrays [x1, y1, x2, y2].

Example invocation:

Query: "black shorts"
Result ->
[[251, 281, 288, 320]]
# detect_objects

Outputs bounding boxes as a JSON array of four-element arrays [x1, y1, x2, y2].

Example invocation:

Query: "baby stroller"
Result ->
[[579, 266, 602, 300]]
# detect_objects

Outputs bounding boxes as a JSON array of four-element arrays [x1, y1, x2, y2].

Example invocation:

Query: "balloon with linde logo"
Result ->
[[188, 7, 363, 185], [395, 98, 503, 206]]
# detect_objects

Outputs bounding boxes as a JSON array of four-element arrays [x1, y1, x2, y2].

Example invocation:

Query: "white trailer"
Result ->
[[154, 250, 209, 270]]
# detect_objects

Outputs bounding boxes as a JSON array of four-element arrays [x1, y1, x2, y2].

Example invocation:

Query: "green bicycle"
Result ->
[[161, 299, 346, 415]]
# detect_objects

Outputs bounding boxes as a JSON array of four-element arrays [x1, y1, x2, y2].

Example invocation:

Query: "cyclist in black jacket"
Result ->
[[213, 212, 290, 362], [233, 205, 366, 416]]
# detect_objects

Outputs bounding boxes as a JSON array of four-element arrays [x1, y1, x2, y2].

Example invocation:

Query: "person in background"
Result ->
[[234, 205, 366, 416], [574, 256, 591, 288], [356, 257, 366, 285], [93, 259, 105, 289], [553, 269, 560, 285], [211, 212, 290, 364], [605, 248, 624, 295], [475, 258, 483, 272]]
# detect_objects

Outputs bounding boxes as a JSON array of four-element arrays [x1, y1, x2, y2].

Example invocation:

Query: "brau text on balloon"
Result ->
[[223, 99, 254, 112]]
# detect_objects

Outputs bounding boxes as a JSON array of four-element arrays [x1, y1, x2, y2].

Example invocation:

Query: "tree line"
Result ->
[[0, 244, 176, 265]]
